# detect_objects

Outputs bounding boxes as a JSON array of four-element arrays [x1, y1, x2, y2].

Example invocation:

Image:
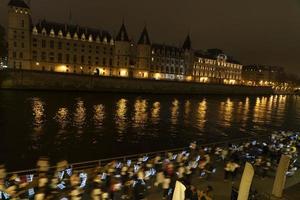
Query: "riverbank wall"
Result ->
[[0, 69, 274, 95]]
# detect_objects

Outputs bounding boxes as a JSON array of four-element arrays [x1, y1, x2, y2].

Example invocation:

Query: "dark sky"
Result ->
[[1, 0, 300, 75]]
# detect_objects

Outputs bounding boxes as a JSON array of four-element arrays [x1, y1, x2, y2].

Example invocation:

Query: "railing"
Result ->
[[6, 135, 270, 176]]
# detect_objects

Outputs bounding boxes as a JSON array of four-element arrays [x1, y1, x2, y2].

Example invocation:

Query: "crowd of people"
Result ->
[[0, 131, 299, 200]]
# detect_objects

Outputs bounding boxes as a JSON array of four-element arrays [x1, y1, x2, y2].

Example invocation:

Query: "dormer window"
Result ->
[[74, 33, 78, 40], [110, 38, 114, 45], [66, 32, 71, 39], [58, 30, 63, 38], [50, 29, 55, 37], [32, 26, 38, 35], [88, 35, 93, 42], [81, 34, 86, 41], [42, 28, 47, 36], [103, 37, 107, 44], [96, 36, 100, 43]]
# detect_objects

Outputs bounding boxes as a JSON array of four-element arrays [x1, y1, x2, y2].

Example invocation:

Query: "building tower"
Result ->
[[114, 22, 130, 77], [136, 26, 151, 78], [182, 34, 194, 77], [7, 0, 32, 69]]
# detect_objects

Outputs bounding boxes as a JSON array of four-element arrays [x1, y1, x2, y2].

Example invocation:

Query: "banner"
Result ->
[[237, 162, 254, 200], [172, 181, 186, 200], [272, 154, 291, 198]]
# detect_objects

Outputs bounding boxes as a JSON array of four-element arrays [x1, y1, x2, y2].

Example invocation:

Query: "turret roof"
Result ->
[[116, 23, 130, 42], [138, 27, 151, 45], [8, 0, 29, 9]]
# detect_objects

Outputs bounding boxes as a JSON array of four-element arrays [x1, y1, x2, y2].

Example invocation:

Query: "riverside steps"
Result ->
[[0, 69, 277, 95], [1, 133, 299, 200]]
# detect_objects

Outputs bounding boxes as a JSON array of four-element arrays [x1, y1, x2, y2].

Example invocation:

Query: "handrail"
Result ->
[[6, 135, 269, 175]]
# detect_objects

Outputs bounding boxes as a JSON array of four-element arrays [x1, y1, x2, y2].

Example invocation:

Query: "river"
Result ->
[[1, 91, 300, 170]]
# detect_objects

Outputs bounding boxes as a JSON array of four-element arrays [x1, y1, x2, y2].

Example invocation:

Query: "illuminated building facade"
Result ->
[[7, 0, 243, 84], [242, 65, 285, 86], [193, 51, 243, 84]]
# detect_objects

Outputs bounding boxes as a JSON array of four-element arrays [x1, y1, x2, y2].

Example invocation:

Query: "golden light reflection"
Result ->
[[253, 97, 268, 123], [32, 98, 45, 134], [132, 99, 148, 128], [115, 99, 127, 134], [184, 100, 191, 124], [171, 99, 179, 126], [241, 97, 250, 127], [73, 100, 86, 131], [55, 107, 69, 129], [219, 98, 234, 127], [93, 104, 105, 128], [151, 102, 160, 124], [197, 99, 207, 130]]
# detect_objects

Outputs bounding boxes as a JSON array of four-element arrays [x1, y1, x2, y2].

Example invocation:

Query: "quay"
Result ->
[[2, 134, 299, 200]]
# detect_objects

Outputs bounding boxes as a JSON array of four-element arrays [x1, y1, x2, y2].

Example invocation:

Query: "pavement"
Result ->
[[146, 162, 300, 200]]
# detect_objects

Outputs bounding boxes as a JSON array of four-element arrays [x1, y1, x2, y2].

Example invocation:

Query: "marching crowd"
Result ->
[[0, 131, 299, 200]]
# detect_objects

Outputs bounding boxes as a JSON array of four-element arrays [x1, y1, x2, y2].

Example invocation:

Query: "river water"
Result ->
[[1, 91, 300, 170]]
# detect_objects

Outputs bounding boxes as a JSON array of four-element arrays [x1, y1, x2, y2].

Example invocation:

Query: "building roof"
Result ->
[[116, 23, 130, 42], [182, 34, 191, 50], [138, 27, 151, 45], [243, 65, 284, 71], [8, 0, 29, 9], [34, 20, 112, 41], [152, 43, 183, 53]]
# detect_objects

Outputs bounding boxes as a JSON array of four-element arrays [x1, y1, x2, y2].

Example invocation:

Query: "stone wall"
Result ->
[[0, 69, 274, 95]]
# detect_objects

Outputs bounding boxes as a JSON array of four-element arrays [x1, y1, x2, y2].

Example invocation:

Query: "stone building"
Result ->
[[242, 65, 285, 85], [7, 0, 243, 84], [193, 51, 243, 84]]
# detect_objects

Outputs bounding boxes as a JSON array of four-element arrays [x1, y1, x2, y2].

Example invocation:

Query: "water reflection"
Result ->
[[241, 97, 250, 127], [197, 99, 207, 130], [219, 98, 234, 127], [151, 102, 160, 124], [171, 99, 179, 126], [115, 99, 128, 134], [31, 98, 45, 134], [93, 104, 105, 128], [132, 99, 148, 128], [184, 100, 191, 124], [4, 91, 300, 170], [73, 100, 86, 132], [54, 107, 69, 129]]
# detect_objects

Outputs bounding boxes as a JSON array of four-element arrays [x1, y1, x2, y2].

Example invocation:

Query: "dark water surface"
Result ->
[[1, 91, 300, 170]]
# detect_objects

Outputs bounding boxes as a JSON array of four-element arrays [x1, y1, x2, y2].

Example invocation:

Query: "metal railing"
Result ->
[[6, 135, 270, 176]]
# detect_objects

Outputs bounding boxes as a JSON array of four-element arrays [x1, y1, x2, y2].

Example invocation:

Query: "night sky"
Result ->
[[0, 0, 300, 75]]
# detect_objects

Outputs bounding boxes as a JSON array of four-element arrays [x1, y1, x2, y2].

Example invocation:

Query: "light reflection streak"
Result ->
[[132, 99, 148, 128], [32, 98, 45, 134], [151, 102, 160, 124], [171, 99, 179, 126], [197, 99, 207, 130], [115, 98, 128, 134], [54, 107, 69, 129], [93, 104, 105, 128], [73, 100, 86, 132]]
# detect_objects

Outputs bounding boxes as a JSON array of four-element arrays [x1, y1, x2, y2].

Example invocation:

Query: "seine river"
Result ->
[[1, 91, 300, 170]]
